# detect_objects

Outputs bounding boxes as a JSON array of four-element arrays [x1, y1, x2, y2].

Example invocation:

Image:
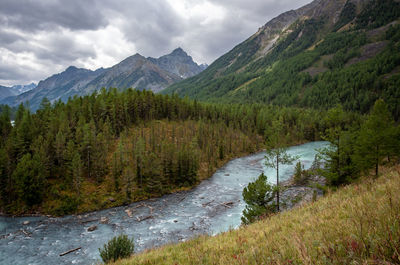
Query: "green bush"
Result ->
[[99, 234, 134, 263]]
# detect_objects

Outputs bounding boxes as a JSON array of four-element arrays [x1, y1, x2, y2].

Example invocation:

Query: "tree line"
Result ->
[[0, 88, 338, 215]]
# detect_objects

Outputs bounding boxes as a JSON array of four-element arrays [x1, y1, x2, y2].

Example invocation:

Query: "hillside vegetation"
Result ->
[[112, 164, 400, 265], [165, 0, 400, 119]]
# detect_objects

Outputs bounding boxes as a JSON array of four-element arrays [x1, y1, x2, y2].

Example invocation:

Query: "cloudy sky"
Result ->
[[0, 0, 312, 86]]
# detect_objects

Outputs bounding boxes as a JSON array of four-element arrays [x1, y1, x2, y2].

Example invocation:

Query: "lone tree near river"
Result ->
[[264, 117, 298, 211]]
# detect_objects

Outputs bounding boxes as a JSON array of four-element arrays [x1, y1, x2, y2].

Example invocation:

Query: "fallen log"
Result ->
[[21, 230, 31, 236], [59, 247, 81, 256], [147, 205, 154, 215], [136, 215, 153, 222], [80, 219, 98, 224], [221, 201, 234, 208], [202, 200, 215, 207]]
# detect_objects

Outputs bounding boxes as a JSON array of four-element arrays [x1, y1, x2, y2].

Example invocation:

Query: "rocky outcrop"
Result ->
[[280, 174, 327, 211]]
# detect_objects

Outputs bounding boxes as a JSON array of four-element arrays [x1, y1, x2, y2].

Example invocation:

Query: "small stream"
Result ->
[[0, 141, 328, 265]]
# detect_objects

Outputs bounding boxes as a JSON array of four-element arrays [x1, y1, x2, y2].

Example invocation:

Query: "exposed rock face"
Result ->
[[149, 47, 207, 79], [2, 48, 206, 110]]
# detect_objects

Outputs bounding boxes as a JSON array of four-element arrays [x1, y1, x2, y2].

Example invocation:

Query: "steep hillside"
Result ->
[[165, 0, 400, 118], [113, 165, 400, 265], [3, 48, 205, 111]]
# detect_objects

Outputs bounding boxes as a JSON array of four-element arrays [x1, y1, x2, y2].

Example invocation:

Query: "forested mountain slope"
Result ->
[[164, 0, 400, 119]]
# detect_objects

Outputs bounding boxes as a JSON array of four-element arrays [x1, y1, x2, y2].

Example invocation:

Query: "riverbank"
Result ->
[[112, 164, 400, 265], [1, 148, 262, 218]]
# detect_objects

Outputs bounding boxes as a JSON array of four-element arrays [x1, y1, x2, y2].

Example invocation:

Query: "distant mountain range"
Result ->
[[0, 83, 36, 100], [1, 48, 206, 110]]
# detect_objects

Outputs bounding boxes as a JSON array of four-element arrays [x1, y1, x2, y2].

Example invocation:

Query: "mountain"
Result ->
[[84, 48, 205, 95], [10, 83, 37, 94], [0, 85, 17, 100], [3, 66, 107, 110], [0, 83, 36, 101], [164, 0, 400, 118], [149, 47, 208, 78], [3, 48, 206, 110]]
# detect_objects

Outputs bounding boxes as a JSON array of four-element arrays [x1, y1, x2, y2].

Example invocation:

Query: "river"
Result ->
[[0, 141, 328, 265]]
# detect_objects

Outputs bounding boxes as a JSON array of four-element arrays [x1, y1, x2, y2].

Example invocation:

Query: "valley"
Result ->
[[0, 0, 399, 264]]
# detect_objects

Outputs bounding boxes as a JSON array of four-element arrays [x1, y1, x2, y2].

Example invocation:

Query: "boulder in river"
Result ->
[[125, 209, 133, 218], [100, 217, 109, 224], [87, 225, 97, 232], [22, 221, 30, 225]]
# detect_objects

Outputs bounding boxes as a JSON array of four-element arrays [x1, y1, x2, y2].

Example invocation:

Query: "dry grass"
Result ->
[[112, 165, 400, 265]]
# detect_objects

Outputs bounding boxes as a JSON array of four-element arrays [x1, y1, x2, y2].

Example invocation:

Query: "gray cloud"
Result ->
[[0, 0, 108, 31], [0, 29, 25, 46], [0, 0, 312, 86]]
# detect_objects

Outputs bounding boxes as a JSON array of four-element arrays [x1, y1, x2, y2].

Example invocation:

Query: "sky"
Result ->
[[0, 0, 312, 86]]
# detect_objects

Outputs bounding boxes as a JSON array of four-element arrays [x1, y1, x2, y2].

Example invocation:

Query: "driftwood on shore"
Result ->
[[59, 247, 81, 256]]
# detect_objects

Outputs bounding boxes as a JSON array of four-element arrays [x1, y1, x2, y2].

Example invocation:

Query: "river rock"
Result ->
[[87, 225, 97, 232], [125, 209, 133, 218], [23, 221, 30, 225], [100, 217, 109, 224]]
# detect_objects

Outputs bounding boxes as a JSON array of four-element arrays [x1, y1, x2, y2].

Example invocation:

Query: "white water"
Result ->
[[0, 141, 328, 265]]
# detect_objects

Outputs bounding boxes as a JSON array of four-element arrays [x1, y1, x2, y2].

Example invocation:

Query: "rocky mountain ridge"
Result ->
[[2, 48, 206, 110]]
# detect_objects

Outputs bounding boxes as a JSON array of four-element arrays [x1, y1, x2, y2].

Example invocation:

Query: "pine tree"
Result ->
[[355, 99, 396, 177], [241, 173, 276, 225]]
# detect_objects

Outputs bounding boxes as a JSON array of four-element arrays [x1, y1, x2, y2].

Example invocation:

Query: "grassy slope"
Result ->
[[113, 165, 400, 265]]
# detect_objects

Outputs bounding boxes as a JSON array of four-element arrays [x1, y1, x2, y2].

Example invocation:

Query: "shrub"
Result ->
[[99, 234, 134, 263]]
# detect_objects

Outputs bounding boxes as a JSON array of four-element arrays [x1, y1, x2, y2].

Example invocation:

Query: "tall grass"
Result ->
[[112, 165, 400, 265]]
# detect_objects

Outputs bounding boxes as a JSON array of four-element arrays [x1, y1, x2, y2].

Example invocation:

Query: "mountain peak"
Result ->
[[170, 47, 188, 56], [65, 66, 78, 72]]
